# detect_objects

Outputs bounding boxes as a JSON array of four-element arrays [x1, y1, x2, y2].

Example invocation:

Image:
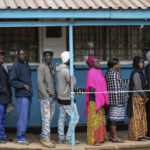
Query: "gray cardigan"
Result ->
[[37, 62, 56, 100], [133, 72, 148, 100]]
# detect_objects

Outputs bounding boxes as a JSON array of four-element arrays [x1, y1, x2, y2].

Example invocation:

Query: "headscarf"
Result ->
[[86, 56, 97, 68], [146, 50, 150, 63], [127, 56, 146, 117], [133, 56, 144, 69], [61, 51, 70, 64]]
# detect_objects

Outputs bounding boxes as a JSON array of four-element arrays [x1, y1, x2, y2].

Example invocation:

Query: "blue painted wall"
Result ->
[[6, 59, 134, 127]]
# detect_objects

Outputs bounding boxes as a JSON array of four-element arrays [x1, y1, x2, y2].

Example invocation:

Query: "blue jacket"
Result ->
[[9, 60, 33, 98], [0, 64, 11, 105]]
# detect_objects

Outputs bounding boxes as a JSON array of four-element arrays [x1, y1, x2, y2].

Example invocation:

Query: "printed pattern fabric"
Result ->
[[128, 96, 147, 140], [87, 101, 107, 145]]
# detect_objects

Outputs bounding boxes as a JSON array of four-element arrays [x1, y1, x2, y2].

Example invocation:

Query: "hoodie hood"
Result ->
[[56, 63, 68, 72], [146, 51, 150, 63]]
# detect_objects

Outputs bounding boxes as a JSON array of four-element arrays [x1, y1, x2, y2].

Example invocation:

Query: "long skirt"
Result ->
[[87, 101, 107, 145], [128, 96, 147, 140]]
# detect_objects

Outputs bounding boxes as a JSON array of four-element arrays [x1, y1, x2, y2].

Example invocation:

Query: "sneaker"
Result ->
[[16, 140, 30, 145], [0, 139, 6, 144], [57, 139, 64, 144], [40, 140, 55, 148], [64, 140, 80, 145]]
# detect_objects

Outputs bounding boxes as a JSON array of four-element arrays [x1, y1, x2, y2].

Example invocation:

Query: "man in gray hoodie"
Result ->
[[56, 51, 79, 144], [37, 49, 56, 148]]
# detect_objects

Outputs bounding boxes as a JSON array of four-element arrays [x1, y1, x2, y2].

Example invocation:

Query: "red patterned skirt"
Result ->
[[87, 101, 107, 145]]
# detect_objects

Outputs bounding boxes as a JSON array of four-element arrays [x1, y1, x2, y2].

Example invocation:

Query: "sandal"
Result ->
[[94, 143, 103, 146], [111, 138, 125, 143]]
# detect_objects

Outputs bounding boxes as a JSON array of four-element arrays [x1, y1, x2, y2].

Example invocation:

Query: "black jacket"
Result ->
[[9, 60, 33, 98], [0, 64, 11, 105]]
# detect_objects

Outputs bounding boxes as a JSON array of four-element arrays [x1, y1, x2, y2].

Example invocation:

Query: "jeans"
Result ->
[[16, 97, 31, 141], [0, 104, 7, 139], [58, 104, 79, 141], [40, 98, 55, 141]]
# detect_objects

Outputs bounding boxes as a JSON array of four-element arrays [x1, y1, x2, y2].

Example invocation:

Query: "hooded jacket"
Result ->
[[37, 62, 56, 100], [146, 51, 150, 93], [56, 63, 76, 105], [0, 64, 11, 104]]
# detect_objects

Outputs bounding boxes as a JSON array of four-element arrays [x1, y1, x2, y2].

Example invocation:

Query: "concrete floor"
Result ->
[[1, 131, 150, 150]]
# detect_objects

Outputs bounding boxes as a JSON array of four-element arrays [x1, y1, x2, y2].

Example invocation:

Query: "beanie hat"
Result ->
[[43, 48, 53, 56]]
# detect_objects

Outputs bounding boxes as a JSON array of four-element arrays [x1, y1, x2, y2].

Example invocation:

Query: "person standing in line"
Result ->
[[9, 49, 33, 145], [56, 51, 79, 144], [127, 56, 148, 141], [105, 58, 128, 143], [0, 49, 12, 143], [145, 51, 150, 137], [85, 56, 108, 146], [37, 49, 56, 148]]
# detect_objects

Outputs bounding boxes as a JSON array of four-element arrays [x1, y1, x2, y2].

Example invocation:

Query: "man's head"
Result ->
[[17, 49, 26, 62], [43, 49, 53, 64], [61, 51, 70, 66], [0, 49, 5, 64]]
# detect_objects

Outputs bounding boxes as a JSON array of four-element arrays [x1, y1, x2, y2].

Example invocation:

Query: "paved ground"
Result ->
[[1, 131, 150, 150]]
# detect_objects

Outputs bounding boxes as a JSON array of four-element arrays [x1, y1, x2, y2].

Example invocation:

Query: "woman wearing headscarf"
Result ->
[[127, 56, 148, 141], [85, 56, 108, 146], [105, 58, 128, 143]]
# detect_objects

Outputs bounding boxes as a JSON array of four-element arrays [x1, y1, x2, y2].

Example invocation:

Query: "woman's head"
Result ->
[[133, 56, 144, 70], [107, 58, 120, 69], [86, 56, 99, 69]]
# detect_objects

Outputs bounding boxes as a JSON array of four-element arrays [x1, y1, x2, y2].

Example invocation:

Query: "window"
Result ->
[[0, 27, 38, 63], [73, 26, 148, 62]]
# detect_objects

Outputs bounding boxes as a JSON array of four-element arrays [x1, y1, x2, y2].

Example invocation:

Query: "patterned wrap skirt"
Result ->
[[128, 96, 147, 140], [87, 101, 107, 145], [107, 105, 125, 122]]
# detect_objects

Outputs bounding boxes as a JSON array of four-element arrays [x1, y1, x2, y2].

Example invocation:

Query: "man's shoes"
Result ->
[[57, 139, 64, 144], [41, 140, 55, 148], [5, 138, 13, 142], [64, 140, 80, 145], [16, 140, 30, 145], [0, 139, 6, 144], [0, 138, 12, 143]]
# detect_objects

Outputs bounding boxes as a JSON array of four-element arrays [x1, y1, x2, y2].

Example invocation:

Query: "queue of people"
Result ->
[[0, 48, 150, 148]]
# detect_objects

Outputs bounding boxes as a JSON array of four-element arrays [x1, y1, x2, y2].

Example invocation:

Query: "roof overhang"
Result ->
[[0, 8, 150, 19]]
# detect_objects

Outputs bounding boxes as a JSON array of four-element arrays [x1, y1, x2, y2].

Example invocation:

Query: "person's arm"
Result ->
[[133, 72, 148, 101], [146, 65, 150, 90], [37, 66, 49, 98], [64, 68, 76, 86], [9, 64, 25, 89]]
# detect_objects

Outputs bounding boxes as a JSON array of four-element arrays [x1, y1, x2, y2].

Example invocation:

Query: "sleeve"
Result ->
[[9, 64, 25, 89], [64, 68, 76, 86], [37, 66, 49, 98], [119, 73, 129, 102], [146, 65, 150, 90], [133, 73, 148, 100]]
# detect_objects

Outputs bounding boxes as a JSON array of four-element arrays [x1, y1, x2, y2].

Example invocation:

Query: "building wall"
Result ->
[[39, 27, 66, 62]]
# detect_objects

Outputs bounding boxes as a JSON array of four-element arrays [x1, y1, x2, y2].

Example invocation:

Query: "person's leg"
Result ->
[[65, 104, 79, 142], [16, 97, 31, 142], [110, 125, 117, 139], [50, 98, 55, 123], [0, 104, 7, 140], [58, 105, 67, 141], [40, 99, 51, 141]]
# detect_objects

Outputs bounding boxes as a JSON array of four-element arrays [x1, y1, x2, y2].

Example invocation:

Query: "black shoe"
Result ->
[[0, 139, 6, 144], [5, 138, 13, 142], [142, 136, 150, 140], [138, 138, 142, 141]]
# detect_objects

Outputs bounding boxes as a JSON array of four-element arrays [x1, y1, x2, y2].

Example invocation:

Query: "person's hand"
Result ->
[[24, 85, 29, 91]]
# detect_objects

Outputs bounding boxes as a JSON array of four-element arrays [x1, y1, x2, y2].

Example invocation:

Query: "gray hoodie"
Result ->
[[37, 62, 56, 100], [56, 63, 76, 102]]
